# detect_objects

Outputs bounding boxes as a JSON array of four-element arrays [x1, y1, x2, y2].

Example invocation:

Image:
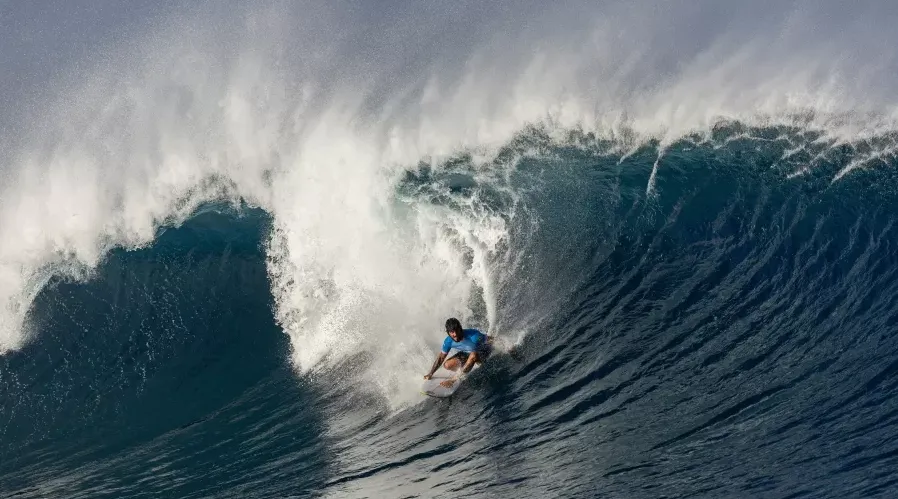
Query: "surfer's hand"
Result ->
[[440, 378, 457, 388], [423, 374, 432, 380]]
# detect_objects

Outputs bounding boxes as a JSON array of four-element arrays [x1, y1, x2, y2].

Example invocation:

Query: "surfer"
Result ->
[[423, 318, 492, 388]]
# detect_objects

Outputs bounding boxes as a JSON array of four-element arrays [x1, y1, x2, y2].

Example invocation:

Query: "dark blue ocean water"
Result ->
[[3, 125, 898, 498]]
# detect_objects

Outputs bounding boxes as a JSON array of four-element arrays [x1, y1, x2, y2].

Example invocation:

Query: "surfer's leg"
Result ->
[[443, 352, 469, 371]]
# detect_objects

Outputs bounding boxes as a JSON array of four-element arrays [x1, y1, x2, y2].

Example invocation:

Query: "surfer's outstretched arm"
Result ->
[[424, 352, 447, 380]]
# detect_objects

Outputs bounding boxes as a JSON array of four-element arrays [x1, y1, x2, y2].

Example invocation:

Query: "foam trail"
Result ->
[[3, 2, 898, 408]]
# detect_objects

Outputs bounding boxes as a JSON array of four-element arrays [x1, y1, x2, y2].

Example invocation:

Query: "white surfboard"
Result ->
[[421, 364, 481, 398]]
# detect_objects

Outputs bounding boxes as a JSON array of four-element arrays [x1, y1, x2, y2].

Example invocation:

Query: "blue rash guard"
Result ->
[[442, 328, 487, 354]]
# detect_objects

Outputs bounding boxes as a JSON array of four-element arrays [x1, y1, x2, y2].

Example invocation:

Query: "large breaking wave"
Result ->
[[3, 1, 898, 497]]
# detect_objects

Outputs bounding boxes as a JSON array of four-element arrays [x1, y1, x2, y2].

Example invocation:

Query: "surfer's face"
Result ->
[[448, 329, 462, 342]]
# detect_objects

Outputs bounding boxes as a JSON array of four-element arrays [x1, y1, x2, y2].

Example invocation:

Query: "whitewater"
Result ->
[[3, 1, 898, 497]]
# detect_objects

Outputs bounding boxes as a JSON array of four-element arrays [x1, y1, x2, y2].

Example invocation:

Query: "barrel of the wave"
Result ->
[[421, 318, 492, 398]]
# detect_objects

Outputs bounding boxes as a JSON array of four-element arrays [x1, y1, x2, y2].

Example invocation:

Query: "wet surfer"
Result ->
[[423, 318, 492, 387]]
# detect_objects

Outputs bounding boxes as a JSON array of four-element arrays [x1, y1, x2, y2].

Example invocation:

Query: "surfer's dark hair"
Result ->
[[445, 317, 463, 335]]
